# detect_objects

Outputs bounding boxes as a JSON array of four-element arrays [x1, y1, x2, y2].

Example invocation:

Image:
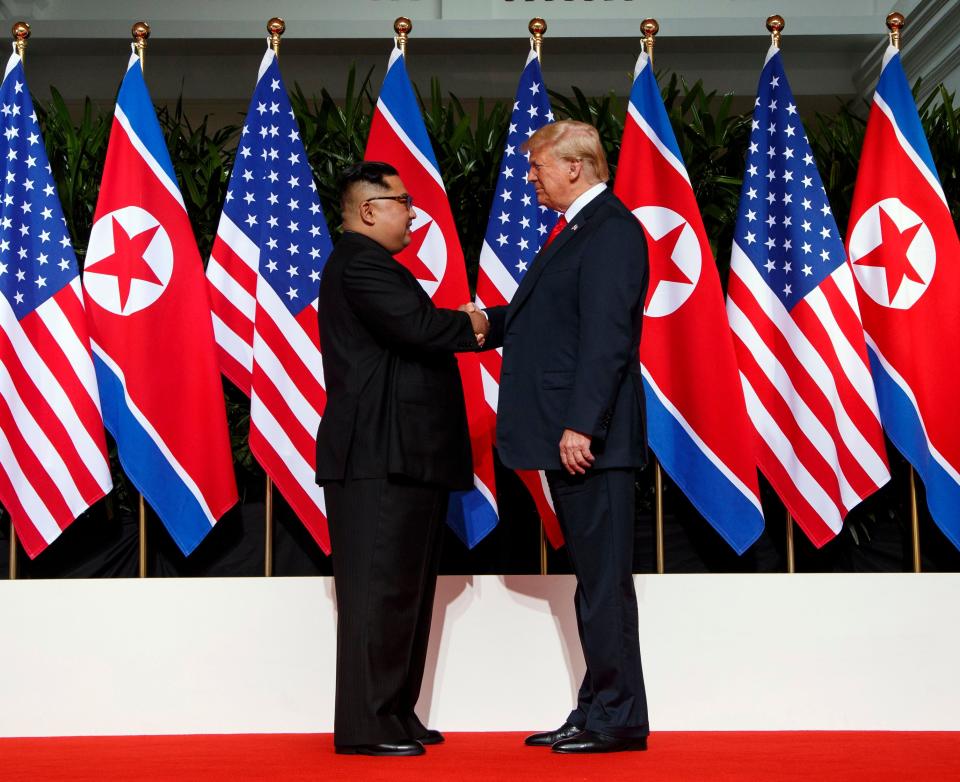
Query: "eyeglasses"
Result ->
[[365, 193, 414, 209]]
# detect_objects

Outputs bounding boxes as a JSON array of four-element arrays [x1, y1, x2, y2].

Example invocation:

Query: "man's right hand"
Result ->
[[459, 302, 489, 346]]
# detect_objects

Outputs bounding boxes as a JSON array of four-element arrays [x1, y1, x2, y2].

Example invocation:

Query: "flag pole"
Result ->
[[763, 14, 796, 574], [261, 17, 287, 578], [528, 17, 549, 575], [132, 20, 151, 578], [640, 18, 668, 575], [7, 21, 30, 580], [883, 10, 921, 574]]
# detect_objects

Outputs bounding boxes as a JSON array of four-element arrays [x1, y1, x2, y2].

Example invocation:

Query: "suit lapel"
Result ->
[[506, 190, 613, 327]]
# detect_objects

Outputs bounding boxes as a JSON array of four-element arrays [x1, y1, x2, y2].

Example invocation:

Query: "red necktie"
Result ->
[[543, 215, 567, 248]]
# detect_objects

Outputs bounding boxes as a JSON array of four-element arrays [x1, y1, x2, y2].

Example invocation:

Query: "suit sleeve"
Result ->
[[342, 252, 479, 354], [564, 214, 648, 439], [481, 305, 507, 350]]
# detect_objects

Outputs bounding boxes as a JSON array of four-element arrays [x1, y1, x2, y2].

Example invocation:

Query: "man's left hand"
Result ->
[[559, 429, 594, 475]]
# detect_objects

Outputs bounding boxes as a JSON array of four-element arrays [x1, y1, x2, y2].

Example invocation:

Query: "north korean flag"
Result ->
[[365, 44, 498, 547], [83, 53, 237, 555], [846, 45, 960, 550], [614, 50, 764, 554]]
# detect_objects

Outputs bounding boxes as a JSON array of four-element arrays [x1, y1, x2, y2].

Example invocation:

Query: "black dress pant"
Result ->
[[546, 467, 650, 738], [325, 476, 446, 746]]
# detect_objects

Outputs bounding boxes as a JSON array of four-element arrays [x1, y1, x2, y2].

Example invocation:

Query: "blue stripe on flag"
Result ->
[[447, 489, 499, 549], [117, 59, 179, 187], [867, 348, 960, 550], [876, 51, 941, 188], [93, 354, 215, 556], [630, 57, 685, 167], [379, 52, 441, 171], [644, 377, 764, 555]]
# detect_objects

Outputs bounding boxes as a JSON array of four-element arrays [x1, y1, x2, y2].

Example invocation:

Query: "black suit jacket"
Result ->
[[486, 188, 649, 470], [315, 231, 478, 490]]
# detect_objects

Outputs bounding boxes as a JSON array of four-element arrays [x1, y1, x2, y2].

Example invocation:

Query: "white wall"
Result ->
[[2, 574, 958, 737]]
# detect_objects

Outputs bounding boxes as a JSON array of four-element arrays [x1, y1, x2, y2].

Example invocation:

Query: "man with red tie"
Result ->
[[477, 120, 651, 753]]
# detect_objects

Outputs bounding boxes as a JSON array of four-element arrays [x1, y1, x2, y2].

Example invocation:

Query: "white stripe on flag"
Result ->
[[211, 311, 254, 374], [91, 341, 218, 528], [731, 246, 888, 486], [739, 373, 843, 533], [256, 278, 325, 390], [641, 363, 763, 513], [626, 100, 691, 186], [0, 424, 61, 543], [114, 104, 187, 211], [207, 255, 257, 321], [727, 293, 859, 509], [1, 295, 110, 489], [376, 98, 445, 190], [478, 241, 520, 303], [874, 92, 947, 206], [0, 355, 88, 515], [251, 391, 326, 514], [251, 329, 321, 435], [479, 361, 500, 414], [865, 334, 960, 486]]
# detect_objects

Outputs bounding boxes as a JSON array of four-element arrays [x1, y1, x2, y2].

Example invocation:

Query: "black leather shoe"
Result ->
[[552, 730, 648, 754], [417, 729, 445, 745], [335, 740, 425, 756], [524, 722, 584, 747]]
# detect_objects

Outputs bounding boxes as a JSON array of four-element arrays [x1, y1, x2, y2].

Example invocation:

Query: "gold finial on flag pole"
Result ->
[[11, 21, 30, 62], [132, 21, 150, 71], [268, 17, 285, 57], [766, 15, 785, 49], [886, 12, 905, 50], [394, 17, 412, 56], [529, 18, 547, 62], [641, 19, 659, 67]]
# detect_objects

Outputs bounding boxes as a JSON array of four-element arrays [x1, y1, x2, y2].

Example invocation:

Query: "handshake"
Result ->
[[458, 302, 489, 347]]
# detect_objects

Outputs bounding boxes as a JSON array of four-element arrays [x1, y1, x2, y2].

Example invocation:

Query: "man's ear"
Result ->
[[567, 158, 583, 182], [358, 200, 376, 226]]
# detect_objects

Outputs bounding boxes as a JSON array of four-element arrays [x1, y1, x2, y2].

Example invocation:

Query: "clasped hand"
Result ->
[[458, 302, 489, 347]]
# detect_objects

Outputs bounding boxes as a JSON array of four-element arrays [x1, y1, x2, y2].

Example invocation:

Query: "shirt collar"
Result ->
[[564, 181, 607, 222]]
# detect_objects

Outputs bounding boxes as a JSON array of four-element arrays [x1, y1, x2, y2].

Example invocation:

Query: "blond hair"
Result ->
[[522, 120, 609, 183]]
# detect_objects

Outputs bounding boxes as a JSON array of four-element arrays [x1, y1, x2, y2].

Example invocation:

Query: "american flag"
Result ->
[[725, 46, 890, 546], [474, 47, 564, 547], [0, 52, 112, 558], [207, 46, 333, 552]]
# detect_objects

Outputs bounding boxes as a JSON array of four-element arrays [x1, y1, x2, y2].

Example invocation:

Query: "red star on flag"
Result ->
[[91, 218, 163, 309], [401, 220, 438, 283], [645, 222, 693, 304], [853, 207, 925, 302]]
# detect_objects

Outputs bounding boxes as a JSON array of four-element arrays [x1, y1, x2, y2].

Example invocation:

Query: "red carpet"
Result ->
[[1, 732, 958, 781]]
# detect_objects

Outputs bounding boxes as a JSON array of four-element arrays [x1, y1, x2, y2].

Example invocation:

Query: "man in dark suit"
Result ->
[[476, 120, 651, 753], [315, 161, 488, 757]]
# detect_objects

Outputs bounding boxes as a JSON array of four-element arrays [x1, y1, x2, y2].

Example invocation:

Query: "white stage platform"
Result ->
[[3, 574, 958, 736]]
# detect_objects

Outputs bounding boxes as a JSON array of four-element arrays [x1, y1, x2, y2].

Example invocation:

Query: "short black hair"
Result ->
[[338, 161, 399, 212]]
